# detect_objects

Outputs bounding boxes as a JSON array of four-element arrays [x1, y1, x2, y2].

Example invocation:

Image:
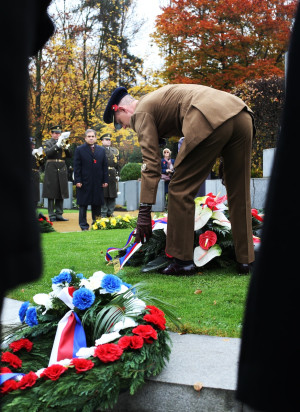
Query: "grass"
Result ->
[[6, 228, 250, 338]]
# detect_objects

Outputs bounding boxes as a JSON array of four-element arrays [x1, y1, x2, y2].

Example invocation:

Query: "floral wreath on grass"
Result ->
[[38, 213, 55, 233], [91, 214, 137, 230], [106, 193, 263, 272], [1, 269, 178, 411]]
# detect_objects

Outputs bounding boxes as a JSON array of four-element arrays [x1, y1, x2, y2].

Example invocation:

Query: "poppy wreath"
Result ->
[[1, 269, 177, 411], [112, 193, 264, 270]]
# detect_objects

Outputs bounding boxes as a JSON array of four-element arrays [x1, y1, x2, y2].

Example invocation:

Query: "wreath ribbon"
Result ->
[[105, 218, 168, 270], [0, 373, 25, 385]]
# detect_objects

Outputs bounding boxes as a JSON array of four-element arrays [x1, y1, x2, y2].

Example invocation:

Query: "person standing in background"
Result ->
[[161, 147, 175, 195], [42, 125, 71, 222], [74, 129, 108, 230], [100, 133, 120, 217]]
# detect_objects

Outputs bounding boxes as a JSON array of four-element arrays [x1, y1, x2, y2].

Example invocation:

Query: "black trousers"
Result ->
[[79, 205, 101, 230]]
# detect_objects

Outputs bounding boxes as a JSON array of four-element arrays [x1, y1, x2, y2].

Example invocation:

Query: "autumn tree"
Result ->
[[154, 0, 298, 90], [233, 76, 285, 176], [28, 0, 147, 150]]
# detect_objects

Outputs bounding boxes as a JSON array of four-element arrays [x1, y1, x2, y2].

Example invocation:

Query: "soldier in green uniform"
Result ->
[[100, 133, 120, 217], [42, 125, 71, 221]]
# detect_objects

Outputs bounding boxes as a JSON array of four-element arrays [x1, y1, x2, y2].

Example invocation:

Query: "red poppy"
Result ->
[[199, 231, 217, 250]]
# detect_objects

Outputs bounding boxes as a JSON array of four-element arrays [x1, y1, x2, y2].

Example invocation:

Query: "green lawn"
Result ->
[[6, 228, 250, 338]]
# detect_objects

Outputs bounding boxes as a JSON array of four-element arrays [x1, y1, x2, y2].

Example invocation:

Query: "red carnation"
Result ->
[[143, 313, 166, 330], [71, 358, 94, 373], [1, 352, 22, 369], [199, 230, 217, 250], [132, 325, 158, 343], [118, 335, 132, 349], [0, 367, 12, 373], [9, 338, 33, 353], [17, 371, 38, 389], [40, 364, 67, 381], [130, 335, 144, 349], [145, 305, 165, 317], [0, 379, 19, 394], [94, 343, 123, 363], [118, 335, 144, 350]]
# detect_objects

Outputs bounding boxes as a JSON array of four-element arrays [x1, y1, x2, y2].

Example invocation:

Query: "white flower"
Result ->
[[76, 346, 96, 358], [52, 283, 63, 295], [112, 317, 138, 332], [33, 293, 53, 311], [56, 358, 71, 367], [81, 271, 106, 291], [130, 298, 146, 315], [95, 331, 121, 346]]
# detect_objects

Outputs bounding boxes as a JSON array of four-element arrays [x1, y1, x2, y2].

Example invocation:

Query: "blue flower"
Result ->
[[25, 307, 38, 327], [72, 288, 95, 310], [76, 273, 85, 279], [52, 271, 72, 284], [101, 274, 122, 293], [19, 301, 30, 323]]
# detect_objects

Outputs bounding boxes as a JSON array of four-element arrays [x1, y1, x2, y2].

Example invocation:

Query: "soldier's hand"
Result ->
[[135, 204, 152, 244]]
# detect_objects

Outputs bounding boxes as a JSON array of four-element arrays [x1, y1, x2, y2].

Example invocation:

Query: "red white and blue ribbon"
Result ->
[[0, 373, 24, 385], [48, 310, 87, 365], [105, 218, 168, 270]]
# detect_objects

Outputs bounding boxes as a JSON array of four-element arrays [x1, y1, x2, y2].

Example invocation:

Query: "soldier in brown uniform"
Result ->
[[42, 125, 71, 221], [100, 133, 120, 217], [103, 85, 255, 275]]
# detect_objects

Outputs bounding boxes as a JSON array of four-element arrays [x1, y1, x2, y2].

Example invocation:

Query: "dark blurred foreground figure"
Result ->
[[236, 3, 300, 411], [0, 1, 54, 321]]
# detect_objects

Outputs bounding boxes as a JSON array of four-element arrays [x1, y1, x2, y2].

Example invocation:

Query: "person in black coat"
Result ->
[[74, 129, 109, 230], [1, 1, 54, 327], [236, 3, 300, 411]]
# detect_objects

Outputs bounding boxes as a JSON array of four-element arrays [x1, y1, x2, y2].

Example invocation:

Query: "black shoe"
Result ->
[[141, 255, 171, 273], [236, 262, 253, 275], [56, 216, 69, 221], [162, 261, 197, 276]]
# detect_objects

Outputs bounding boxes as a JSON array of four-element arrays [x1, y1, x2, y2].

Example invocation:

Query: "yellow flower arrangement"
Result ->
[[91, 214, 137, 230]]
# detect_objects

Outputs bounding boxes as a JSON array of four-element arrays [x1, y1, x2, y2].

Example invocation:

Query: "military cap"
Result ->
[[103, 86, 128, 129], [100, 133, 112, 141], [50, 125, 62, 133]]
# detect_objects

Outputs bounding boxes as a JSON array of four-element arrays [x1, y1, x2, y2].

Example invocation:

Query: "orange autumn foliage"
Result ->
[[154, 0, 298, 90]]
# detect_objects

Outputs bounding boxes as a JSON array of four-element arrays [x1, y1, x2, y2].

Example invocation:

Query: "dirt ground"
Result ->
[[49, 210, 139, 233]]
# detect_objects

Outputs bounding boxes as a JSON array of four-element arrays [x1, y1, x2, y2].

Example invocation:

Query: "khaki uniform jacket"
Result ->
[[130, 84, 253, 204], [42, 138, 71, 199], [103, 146, 119, 198]]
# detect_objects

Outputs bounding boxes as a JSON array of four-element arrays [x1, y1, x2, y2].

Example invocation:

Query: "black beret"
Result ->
[[103, 87, 128, 124]]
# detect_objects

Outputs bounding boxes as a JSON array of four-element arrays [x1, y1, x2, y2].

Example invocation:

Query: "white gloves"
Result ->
[[56, 132, 70, 148]]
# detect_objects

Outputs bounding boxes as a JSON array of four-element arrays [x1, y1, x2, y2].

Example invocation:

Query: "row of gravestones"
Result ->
[[40, 148, 275, 212]]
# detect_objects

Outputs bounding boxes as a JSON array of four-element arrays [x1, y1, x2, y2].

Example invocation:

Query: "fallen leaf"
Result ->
[[193, 382, 203, 391], [194, 289, 202, 294]]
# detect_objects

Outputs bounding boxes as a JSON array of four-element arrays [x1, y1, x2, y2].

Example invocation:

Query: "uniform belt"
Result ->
[[32, 168, 39, 172], [47, 159, 64, 162]]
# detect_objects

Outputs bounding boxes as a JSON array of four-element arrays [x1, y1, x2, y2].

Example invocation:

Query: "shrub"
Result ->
[[120, 163, 142, 181]]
